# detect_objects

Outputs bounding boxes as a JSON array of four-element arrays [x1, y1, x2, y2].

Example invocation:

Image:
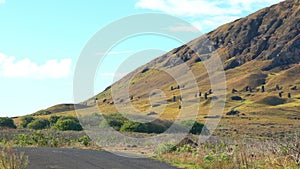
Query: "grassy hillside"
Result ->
[[15, 0, 300, 139]]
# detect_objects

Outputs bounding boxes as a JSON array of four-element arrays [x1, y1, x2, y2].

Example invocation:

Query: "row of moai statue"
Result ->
[[232, 85, 297, 98], [194, 89, 213, 100]]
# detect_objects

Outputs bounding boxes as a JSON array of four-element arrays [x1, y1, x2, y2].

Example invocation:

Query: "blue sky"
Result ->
[[0, 0, 283, 117]]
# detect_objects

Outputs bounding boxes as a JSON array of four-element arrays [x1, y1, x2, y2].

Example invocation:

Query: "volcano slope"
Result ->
[[30, 0, 300, 138]]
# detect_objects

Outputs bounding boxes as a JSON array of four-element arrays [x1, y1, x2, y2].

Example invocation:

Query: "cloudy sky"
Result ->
[[0, 0, 283, 117]]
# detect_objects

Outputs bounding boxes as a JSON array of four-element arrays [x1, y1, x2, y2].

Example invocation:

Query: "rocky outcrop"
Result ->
[[196, 0, 300, 71]]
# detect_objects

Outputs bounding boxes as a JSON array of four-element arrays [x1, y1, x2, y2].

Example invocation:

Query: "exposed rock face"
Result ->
[[198, 0, 300, 71]]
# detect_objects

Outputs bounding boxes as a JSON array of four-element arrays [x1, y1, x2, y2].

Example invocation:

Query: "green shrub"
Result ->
[[53, 119, 83, 131], [14, 134, 31, 146], [27, 119, 50, 130], [49, 115, 60, 126], [20, 116, 35, 128], [180, 120, 209, 135], [30, 131, 52, 146], [58, 116, 80, 122], [0, 117, 16, 129], [99, 114, 127, 130], [120, 121, 146, 133], [100, 114, 212, 134], [154, 143, 177, 154], [120, 121, 166, 133], [78, 135, 91, 146], [177, 145, 196, 153]]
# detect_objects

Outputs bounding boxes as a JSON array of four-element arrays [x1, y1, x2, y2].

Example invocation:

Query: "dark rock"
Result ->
[[177, 137, 198, 148], [226, 110, 240, 115], [291, 86, 297, 90], [231, 96, 243, 101], [141, 67, 149, 73], [232, 89, 238, 93]]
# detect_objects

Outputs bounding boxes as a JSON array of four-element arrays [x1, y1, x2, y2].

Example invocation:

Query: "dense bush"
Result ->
[[99, 114, 127, 130], [180, 120, 209, 135], [120, 120, 167, 133], [27, 119, 50, 130], [98, 114, 210, 134], [99, 114, 170, 133], [20, 116, 35, 128], [120, 121, 146, 133], [0, 117, 16, 129], [58, 116, 80, 122], [49, 115, 60, 126], [53, 119, 83, 131]]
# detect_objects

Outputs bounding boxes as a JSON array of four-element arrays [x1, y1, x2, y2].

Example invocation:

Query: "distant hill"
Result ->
[[32, 104, 90, 116]]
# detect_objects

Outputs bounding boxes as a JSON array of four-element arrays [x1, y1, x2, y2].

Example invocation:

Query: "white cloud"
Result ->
[[0, 0, 5, 4], [135, 0, 284, 32], [135, 0, 284, 17], [192, 15, 240, 31], [135, 0, 241, 17], [0, 52, 72, 79]]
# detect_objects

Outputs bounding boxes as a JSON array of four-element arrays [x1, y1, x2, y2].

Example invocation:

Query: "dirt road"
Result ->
[[15, 147, 178, 169]]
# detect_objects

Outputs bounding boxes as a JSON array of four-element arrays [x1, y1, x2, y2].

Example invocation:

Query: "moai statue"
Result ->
[[261, 85, 265, 92], [249, 87, 253, 93], [276, 85, 280, 90], [288, 93, 292, 98], [245, 86, 250, 92], [171, 86, 174, 91], [130, 96, 134, 100], [279, 92, 283, 98], [208, 89, 213, 94], [199, 92, 202, 97], [173, 96, 176, 102], [204, 93, 208, 100], [177, 85, 180, 89], [179, 105, 182, 110], [179, 96, 182, 101]]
